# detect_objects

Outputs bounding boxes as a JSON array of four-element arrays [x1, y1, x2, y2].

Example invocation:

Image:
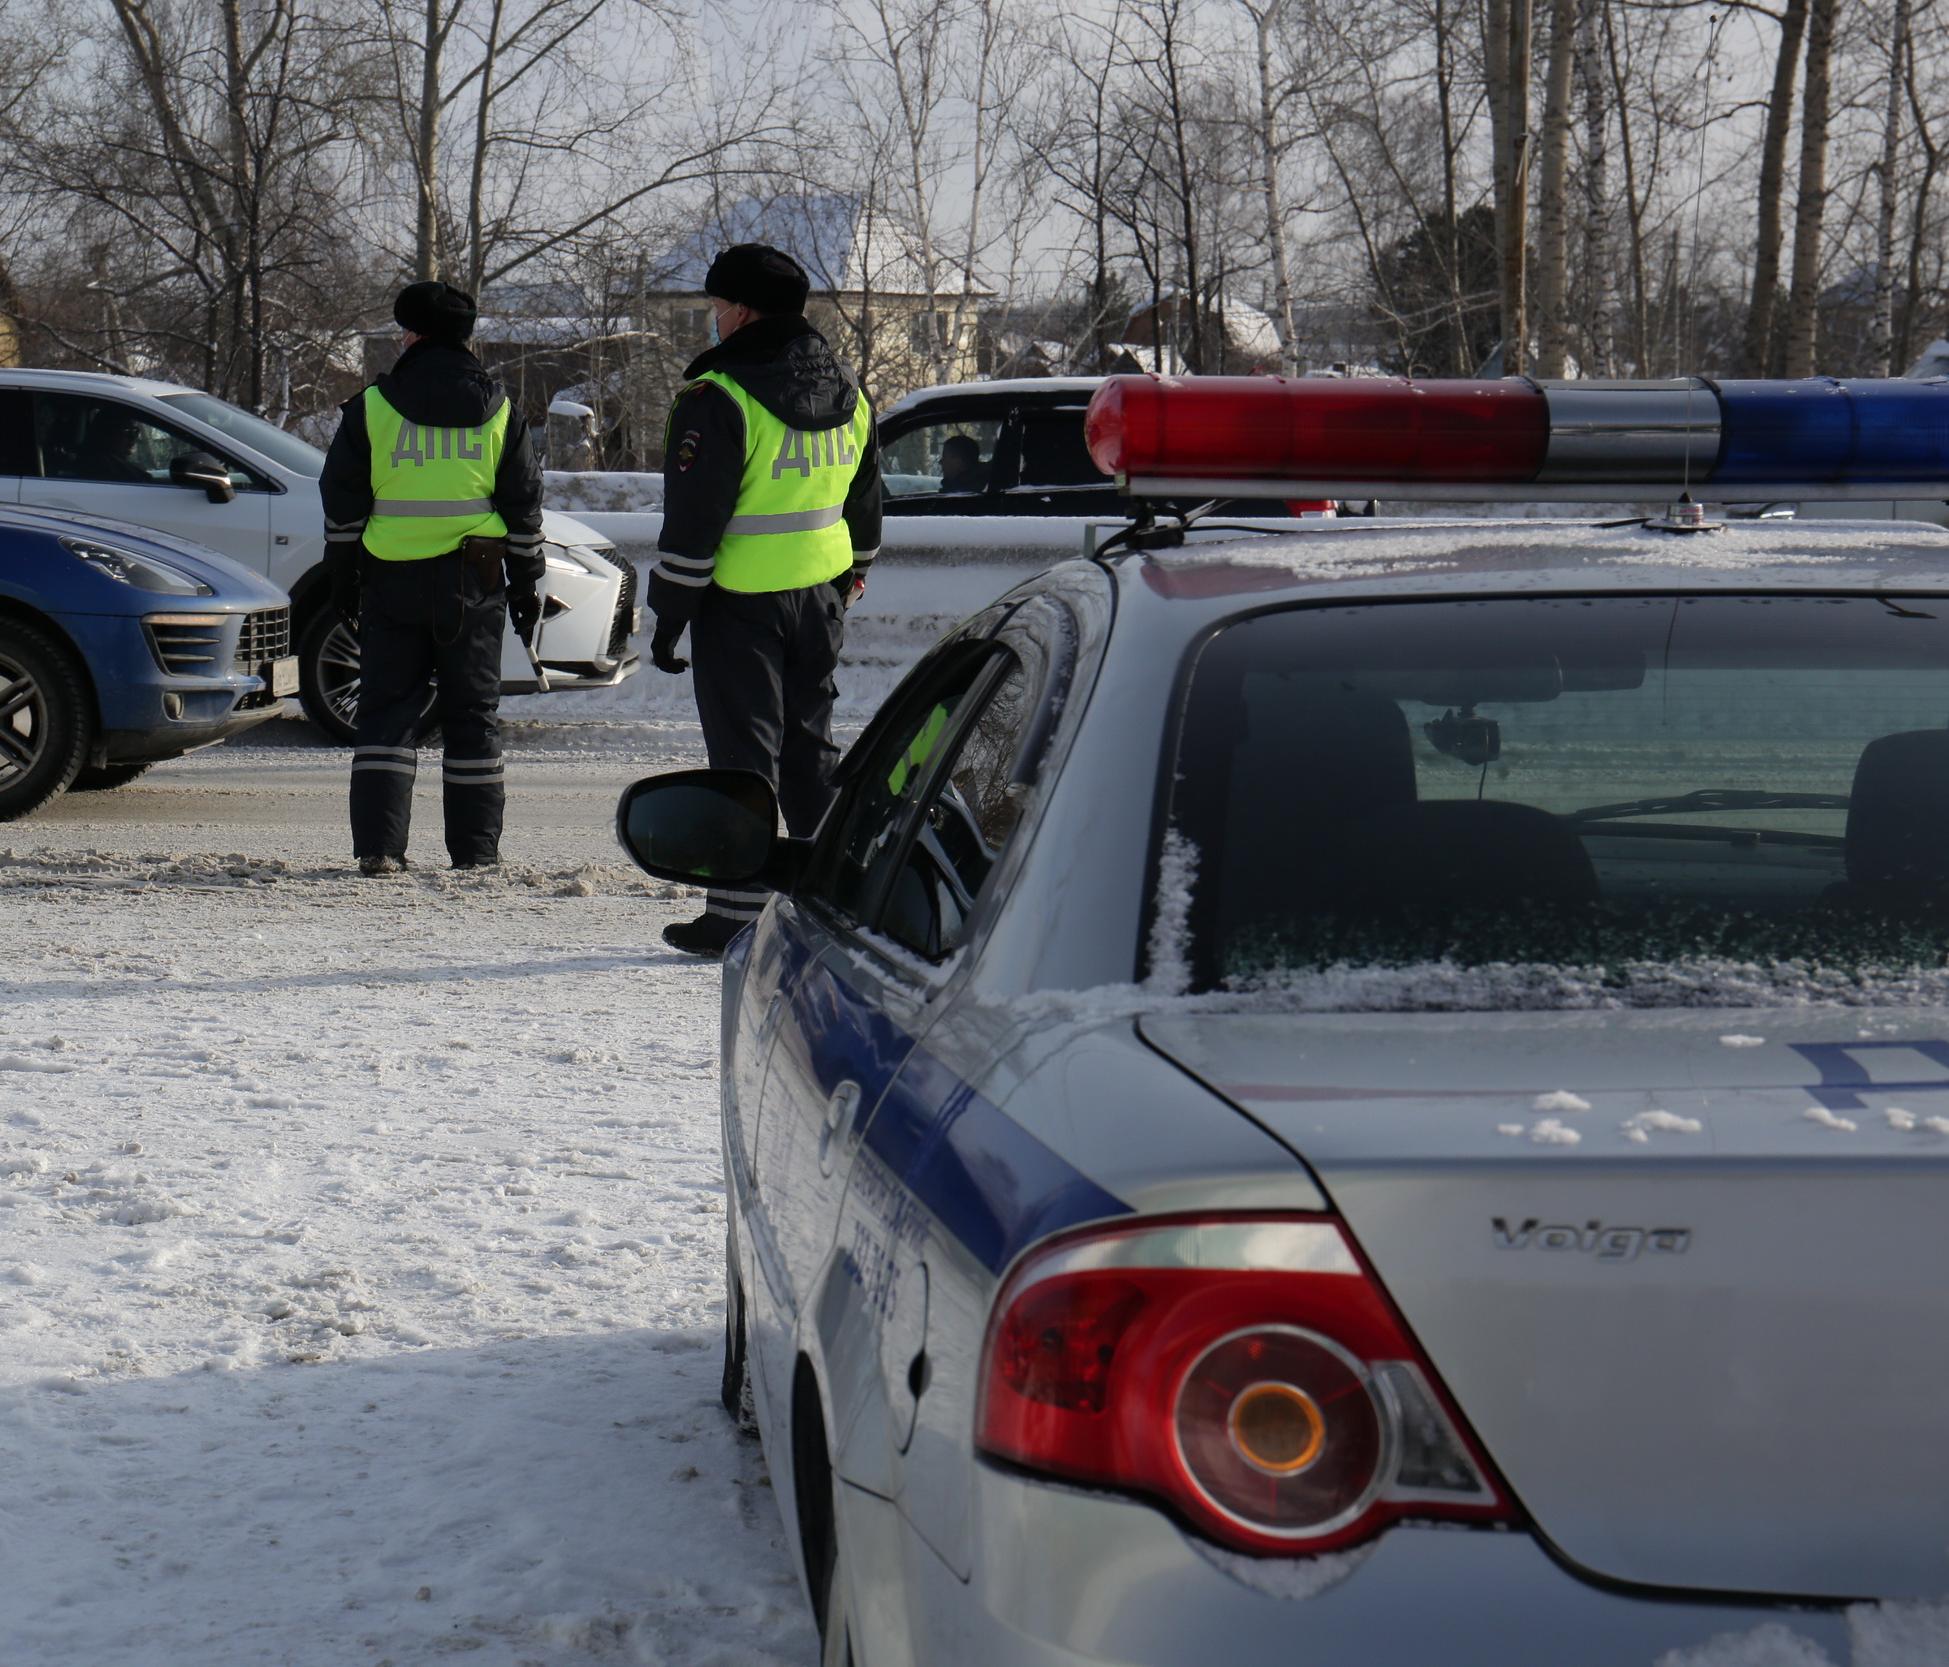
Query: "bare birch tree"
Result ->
[[1782, 0, 1842, 374]]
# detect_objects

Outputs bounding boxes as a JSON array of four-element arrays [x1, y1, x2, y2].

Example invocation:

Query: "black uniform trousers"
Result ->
[[350, 551, 508, 866], [689, 583, 845, 925]]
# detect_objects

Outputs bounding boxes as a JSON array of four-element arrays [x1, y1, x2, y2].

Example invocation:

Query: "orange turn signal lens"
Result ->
[[1229, 1382, 1325, 1476]]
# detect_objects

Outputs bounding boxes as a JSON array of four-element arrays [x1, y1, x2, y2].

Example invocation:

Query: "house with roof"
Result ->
[[639, 194, 991, 413]]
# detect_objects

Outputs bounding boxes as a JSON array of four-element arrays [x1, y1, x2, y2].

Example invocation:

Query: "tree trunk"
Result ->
[[1869, 0, 1910, 374], [1578, 0, 1614, 373], [416, 0, 445, 281], [1251, 0, 1297, 371], [1532, 0, 1578, 375], [1485, 0, 1533, 373], [1604, 2, 1650, 374], [1433, 0, 1468, 373], [1781, 0, 1840, 377], [1744, 0, 1808, 373], [467, 0, 509, 295], [1897, 44, 1942, 372]]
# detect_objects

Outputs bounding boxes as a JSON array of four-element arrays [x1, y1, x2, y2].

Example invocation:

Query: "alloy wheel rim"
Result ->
[[317, 620, 363, 727], [0, 657, 47, 785]]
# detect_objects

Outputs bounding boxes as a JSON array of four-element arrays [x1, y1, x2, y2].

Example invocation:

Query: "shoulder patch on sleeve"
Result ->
[[674, 429, 702, 472]]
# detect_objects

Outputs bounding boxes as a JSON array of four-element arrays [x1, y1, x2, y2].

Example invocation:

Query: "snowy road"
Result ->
[[1, 724, 820, 1666]]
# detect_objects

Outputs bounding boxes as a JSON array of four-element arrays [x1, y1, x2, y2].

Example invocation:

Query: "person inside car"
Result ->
[[76, 409, 152, 484], [938, 433, 988, 494]]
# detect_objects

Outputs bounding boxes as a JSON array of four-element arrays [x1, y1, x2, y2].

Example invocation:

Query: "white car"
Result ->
[[0, 368, 639, 741]]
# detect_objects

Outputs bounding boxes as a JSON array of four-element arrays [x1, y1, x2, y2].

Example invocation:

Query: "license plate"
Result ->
[[270, 656, 299, 697]]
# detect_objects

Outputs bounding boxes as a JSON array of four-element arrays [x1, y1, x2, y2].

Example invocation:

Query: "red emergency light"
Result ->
[[1086, 375, 1550, 495]]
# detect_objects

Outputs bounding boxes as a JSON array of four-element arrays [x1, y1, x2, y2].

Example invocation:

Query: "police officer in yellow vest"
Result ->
[[320, 281, 546, 875], [650, 244, 882, 955]]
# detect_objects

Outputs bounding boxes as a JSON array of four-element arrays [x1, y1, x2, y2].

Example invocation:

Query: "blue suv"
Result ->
[[0, 505, 292, 818]]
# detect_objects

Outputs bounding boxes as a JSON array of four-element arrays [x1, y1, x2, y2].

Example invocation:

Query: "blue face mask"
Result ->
[[708, 309, 721, 347]]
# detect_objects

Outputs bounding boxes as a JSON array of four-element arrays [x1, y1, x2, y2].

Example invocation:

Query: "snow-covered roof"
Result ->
[[1904, 338, 1949, 379], [471, 316, 650, 347], [1131, 517, 1949, 608], [651, 195, 994, 300], [1104, 341, 1187, 374]]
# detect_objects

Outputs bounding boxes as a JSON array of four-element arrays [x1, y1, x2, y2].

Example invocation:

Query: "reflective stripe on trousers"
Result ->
[[353, 746, 418, 779], [705, 886, 767, 923]]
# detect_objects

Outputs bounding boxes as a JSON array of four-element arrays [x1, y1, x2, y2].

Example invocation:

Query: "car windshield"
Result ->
[[159, 392, 326, 479], [1162, 593, 1949, 997]]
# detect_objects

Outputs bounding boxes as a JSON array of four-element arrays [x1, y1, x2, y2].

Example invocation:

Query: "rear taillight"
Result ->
[[976, 1216, 1511, 1556]]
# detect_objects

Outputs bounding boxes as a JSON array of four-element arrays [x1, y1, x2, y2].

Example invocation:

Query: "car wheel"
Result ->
[[819, 1494, 855, 1667], [296, 607, 362, 744], [69, 760, 155, 792], [295, 608, 437, 745], [794, 1379, 855, 1667], [720, 1247, 759, 1436], [0, 619, 91, 821]]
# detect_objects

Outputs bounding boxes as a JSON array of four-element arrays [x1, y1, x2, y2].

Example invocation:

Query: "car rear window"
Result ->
[[1160, 594, 1949, 993]]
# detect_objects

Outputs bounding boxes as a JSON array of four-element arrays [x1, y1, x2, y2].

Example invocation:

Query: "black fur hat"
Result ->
[[394, 280, 478, 345], [703, 244, 811, 316]]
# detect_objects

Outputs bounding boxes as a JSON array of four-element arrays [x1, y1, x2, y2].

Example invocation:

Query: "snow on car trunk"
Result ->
[[1139, 1008, 1949, 1602]]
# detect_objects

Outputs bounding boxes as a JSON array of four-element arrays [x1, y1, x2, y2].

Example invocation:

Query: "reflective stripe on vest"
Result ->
[[362, 386, 510, 561], [689, 371, 870, 593]]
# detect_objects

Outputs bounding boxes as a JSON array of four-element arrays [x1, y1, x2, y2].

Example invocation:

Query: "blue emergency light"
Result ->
[[1085, 374, 1949, 501]]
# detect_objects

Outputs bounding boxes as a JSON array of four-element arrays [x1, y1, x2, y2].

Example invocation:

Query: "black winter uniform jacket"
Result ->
[[651, 315, 883, 633], [320, 341, 547, 594]]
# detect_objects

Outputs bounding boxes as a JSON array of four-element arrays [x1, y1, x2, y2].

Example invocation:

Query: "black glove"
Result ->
[[330, 563, 360, 625], [651, 624, 689, 674], [507, 585, 540, 646], [831, 570, 866, 610]]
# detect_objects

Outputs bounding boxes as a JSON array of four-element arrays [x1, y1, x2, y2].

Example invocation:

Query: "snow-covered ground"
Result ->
[[0, 733, 819, 1665]]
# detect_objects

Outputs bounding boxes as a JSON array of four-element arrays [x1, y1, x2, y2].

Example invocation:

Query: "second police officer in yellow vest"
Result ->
[[649, 244, 883, 955], [320, 281, 547, 875]]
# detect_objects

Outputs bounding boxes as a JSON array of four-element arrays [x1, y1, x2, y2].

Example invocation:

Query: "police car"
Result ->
[[618, 374, 1949, 1664], [0, 504, 291, 817], [0, 369, 639, 743]]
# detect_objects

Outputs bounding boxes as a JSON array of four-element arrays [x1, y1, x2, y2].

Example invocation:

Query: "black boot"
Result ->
[[662, 914, 743, 956]]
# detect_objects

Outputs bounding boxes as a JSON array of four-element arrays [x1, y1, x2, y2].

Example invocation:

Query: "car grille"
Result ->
[[146, 616, 227, 676], [588, 546, 638, 658], [233, 607, 291, 673]]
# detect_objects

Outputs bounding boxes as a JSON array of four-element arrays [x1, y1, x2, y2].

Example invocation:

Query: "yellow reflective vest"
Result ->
[[688, 371, 870, 592], [362, 386, 510, 561]]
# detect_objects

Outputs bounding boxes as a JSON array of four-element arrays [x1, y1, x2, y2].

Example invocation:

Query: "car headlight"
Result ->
[[62, 536, 213, 596], [543, 544, 591, 574]]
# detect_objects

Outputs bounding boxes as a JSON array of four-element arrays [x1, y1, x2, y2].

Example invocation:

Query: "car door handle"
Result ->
[[818, 1080, 862, 1174], [824, 1080, 861, 1137]]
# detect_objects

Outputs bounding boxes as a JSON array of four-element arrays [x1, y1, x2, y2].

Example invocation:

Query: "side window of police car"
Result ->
[[35, 393, 266, 491], [808, 641, 1042, 959], [878, 654, 1038, 960]]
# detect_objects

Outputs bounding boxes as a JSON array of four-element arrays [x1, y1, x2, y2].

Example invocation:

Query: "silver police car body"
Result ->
[[623, 514, 1949, 1665]]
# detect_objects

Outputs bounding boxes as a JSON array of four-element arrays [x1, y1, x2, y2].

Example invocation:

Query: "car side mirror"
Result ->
[[615, 769, 807, 891], [170, 452, 236, 503]]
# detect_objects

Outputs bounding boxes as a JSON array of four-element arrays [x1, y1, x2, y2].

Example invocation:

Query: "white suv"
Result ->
[[0, 369, 639, 741]]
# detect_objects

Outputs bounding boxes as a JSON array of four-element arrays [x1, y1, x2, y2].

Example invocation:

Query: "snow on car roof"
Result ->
[[882, 377, 1106, 417], [1130, 516, 1949, 605]]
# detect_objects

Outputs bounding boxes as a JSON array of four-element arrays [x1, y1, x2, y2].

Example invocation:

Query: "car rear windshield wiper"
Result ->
[[1568, 788, 1852, 823]]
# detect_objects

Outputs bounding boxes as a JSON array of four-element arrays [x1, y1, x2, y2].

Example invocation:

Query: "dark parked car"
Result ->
[[878, 377, 1320, 520]]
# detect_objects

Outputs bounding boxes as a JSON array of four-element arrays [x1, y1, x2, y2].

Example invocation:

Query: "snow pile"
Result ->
[[0, 824, 813, 1665], [1621, 1110, 1705, 1144], [545, 469, 665, 512]]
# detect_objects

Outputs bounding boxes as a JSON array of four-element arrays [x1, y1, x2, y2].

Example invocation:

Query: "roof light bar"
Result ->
[[1084, 374, 1949, 502]]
